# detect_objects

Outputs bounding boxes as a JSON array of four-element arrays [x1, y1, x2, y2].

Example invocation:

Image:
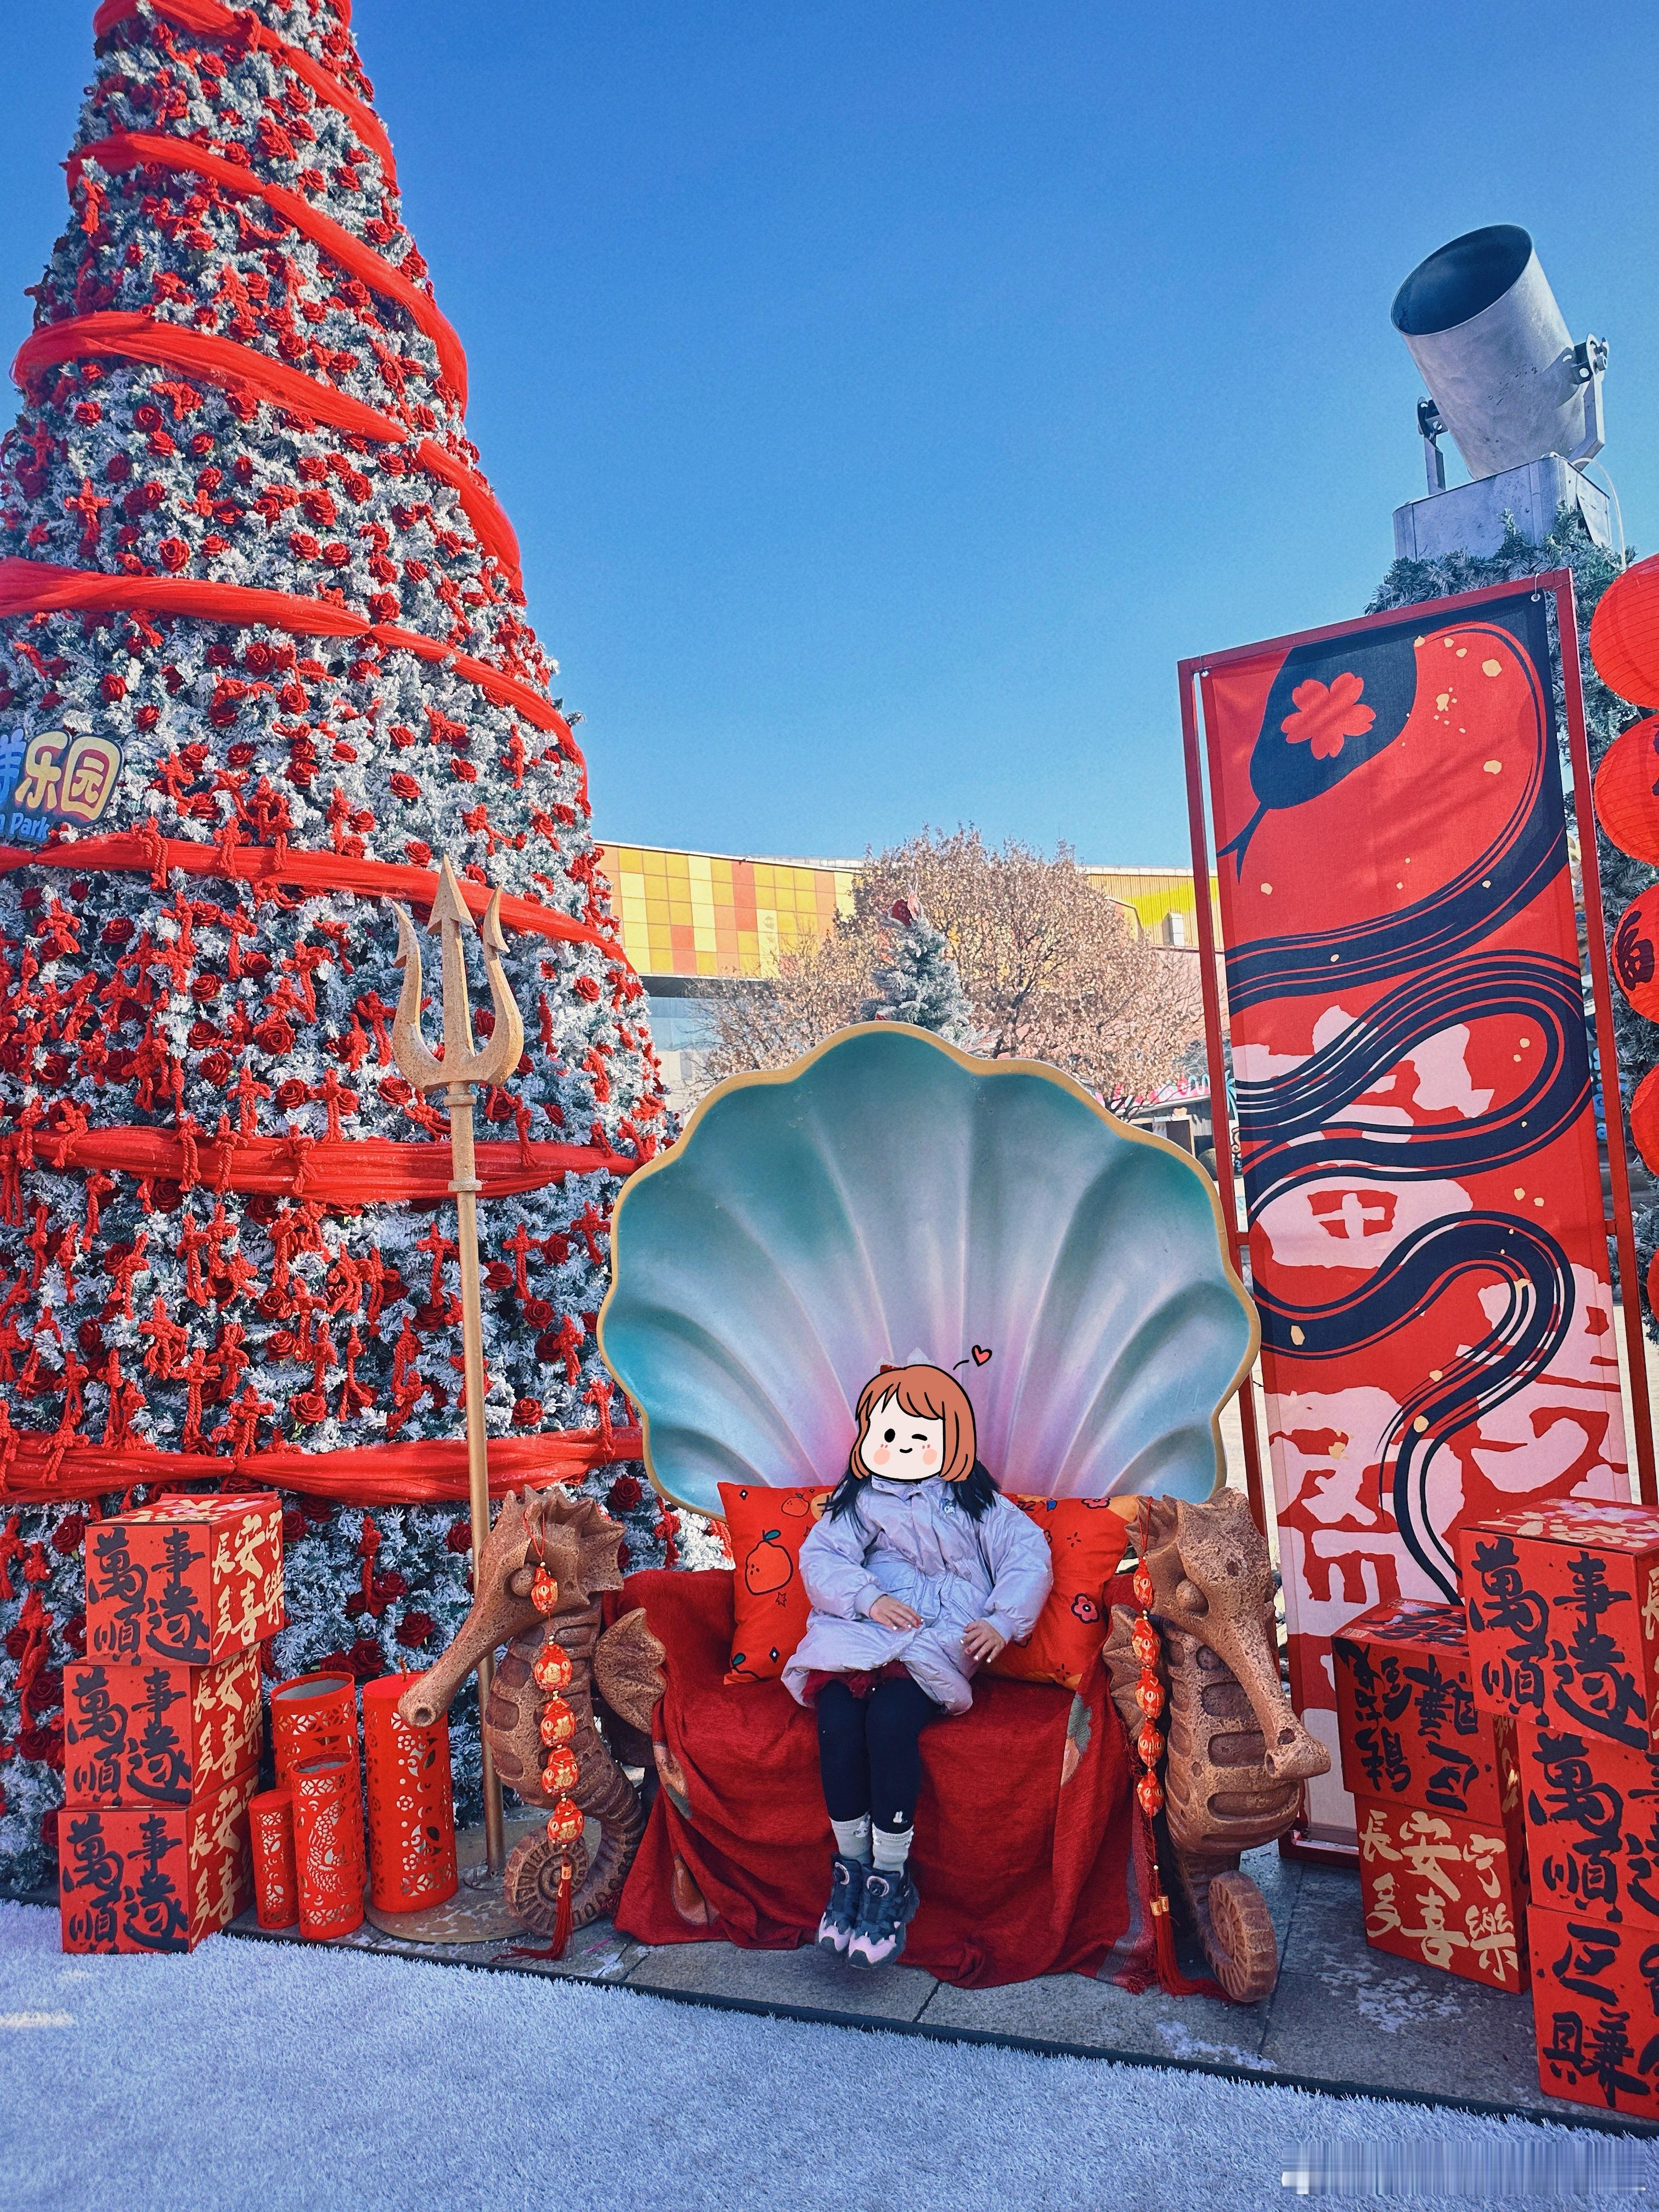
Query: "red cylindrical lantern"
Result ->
[[249, 1787, 297, 1930], [1611, 889, 1659, 1020], [362, 1673, 459, 1915], [272, 1669, 363, 1865], [1591, 555, 1659, 709], [270, 1671, 358, 1782], [1595, 717, 1659, 866], [290, 1753, 365, 1940]]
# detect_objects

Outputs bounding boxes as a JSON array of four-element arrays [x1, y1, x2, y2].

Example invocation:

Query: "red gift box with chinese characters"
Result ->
[[58, 1768, 256, 1954], [62, 1647, 261, 1808], [1354, 1793, 1528, 1992], [1516, 1719, 1659, 1933], [1530, 1903, 1659, 2114], [84, 1492, 283, 1667], [1333, 1600, 1516, 1822], [1458, 1503, 1659, 1751]]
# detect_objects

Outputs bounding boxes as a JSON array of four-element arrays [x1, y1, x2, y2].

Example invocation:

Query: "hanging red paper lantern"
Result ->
[[1630, 1065, 1659, 1180], [1595, 718, 1659, 865], [362, 1672, 459, 1916], [1591, 555, 1659, 708], [249, 1787, 297, 1930], [1611, 889, 1659, 1020]]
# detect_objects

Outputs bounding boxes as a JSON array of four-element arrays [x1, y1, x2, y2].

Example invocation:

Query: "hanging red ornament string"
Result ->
[[528, 1553, 581, 1960], [1128, 1502, 1227, 2002]]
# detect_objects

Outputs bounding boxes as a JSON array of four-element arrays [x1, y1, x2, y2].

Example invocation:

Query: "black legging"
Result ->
[[816, 1674, 943, 1834]]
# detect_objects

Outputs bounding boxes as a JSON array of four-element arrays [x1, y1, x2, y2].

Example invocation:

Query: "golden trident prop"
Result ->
[[392, 857, 524, 1877]]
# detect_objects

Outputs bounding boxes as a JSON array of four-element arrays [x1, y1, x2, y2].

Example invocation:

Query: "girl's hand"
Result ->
[[868, 1595, 922, 1631], [963, 1619, 1006, 1664]]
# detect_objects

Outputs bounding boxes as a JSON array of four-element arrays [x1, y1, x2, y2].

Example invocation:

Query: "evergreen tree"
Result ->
[[1370, 512, 1659, 1316], [867, 898, 975, 1045], [0, 0, 715, 1896]]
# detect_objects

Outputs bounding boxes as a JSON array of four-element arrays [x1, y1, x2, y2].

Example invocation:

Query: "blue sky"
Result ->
[[5, 3, 1658, 865]]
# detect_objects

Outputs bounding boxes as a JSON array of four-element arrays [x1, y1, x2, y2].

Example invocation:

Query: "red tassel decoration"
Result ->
[[550, 1854, 573, 1958]]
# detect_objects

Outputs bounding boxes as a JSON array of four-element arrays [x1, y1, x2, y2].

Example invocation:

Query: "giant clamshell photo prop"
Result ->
[[597, 1025, 1258, 1516]]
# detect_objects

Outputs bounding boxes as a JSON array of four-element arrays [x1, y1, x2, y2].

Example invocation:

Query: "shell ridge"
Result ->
[[1053, 1279, 1243, 1497], [606, 1297, 828, 1491], [1002, 1135, 1160, 1485]]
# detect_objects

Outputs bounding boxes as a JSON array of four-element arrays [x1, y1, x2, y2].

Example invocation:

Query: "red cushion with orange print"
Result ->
[[986, 1496, 1131, 1691], [718, 1482, 834, 1683]]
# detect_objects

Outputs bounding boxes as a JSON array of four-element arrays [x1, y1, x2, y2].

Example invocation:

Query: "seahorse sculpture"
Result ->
[[1102, 1487, 1328, 2004], [399, 1488, 665, 1936]]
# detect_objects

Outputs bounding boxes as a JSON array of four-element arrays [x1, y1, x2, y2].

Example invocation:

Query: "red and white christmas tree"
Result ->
[[0, 0, 699, 1893]]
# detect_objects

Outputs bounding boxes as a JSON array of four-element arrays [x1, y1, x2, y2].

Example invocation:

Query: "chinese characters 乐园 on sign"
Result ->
[[0, 725, 122, 844]]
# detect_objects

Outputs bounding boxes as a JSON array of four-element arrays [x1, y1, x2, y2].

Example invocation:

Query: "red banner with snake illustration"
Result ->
[[1194, 582, 1633, 1842]]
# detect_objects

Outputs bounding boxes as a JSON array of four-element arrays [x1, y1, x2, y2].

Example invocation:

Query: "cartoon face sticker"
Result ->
[[859, 1398, 945, 1481]]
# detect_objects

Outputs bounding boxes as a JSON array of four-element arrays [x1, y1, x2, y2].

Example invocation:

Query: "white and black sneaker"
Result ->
[[846, 1869, 919, 1970], [816, 1853, 867, 1956]]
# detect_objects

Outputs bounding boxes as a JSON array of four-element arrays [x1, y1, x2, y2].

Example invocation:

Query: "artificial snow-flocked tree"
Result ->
[[1371, 512, 1659, 1316], [867, 898, 974, 1044], [0, 0, 717, 1897]]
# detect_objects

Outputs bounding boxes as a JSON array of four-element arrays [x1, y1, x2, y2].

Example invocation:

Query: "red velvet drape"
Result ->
[[616, 1568, 1146, 1991]]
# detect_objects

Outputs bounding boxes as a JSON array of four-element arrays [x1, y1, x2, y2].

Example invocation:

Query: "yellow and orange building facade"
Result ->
[[595, 844, 1215, 984], [594, 841, 1217, 1114]]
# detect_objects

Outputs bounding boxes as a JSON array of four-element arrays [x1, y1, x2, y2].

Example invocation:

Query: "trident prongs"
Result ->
[[392, 856, 524, 1098]]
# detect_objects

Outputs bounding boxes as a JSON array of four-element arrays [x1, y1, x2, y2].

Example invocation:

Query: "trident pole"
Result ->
[[392, 856, 524, 1881], [448, 1069, 506, 1876]]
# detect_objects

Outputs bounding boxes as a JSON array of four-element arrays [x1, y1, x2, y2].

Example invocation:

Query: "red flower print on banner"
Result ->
[[1280, 670, 1375, 761]]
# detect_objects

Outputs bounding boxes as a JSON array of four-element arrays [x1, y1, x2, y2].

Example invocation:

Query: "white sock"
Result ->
[[831, 1815, 872, 1864], [872, 1824, 912, 1875]]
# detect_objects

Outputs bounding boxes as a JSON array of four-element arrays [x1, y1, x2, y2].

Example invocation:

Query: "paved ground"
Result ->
[[227, 1838, 1621, 2130]]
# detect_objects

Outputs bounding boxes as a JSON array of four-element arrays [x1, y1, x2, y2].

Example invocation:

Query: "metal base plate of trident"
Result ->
[[392, 857, 526, 1882]]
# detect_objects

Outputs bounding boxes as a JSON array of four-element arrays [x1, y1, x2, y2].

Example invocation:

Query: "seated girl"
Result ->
[[782, 1361, 1052, 1970]]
